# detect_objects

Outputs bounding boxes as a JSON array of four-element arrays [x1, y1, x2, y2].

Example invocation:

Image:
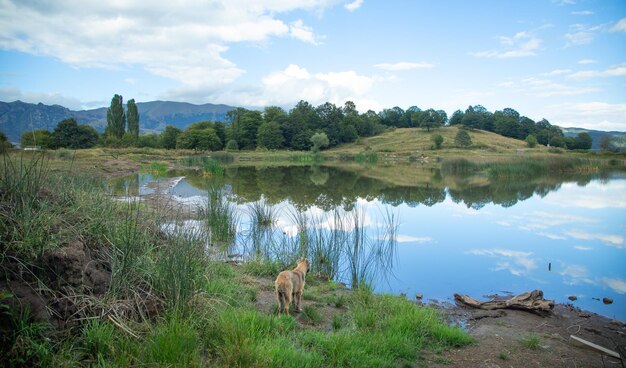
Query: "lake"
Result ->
[[113, 162, 626, 321]]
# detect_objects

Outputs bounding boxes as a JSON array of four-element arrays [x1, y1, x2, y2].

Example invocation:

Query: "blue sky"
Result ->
[[1, 0, 625, 130]]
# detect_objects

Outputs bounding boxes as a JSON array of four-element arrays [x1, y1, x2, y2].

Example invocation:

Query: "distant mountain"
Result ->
[[0, 100, 237, 142], [560, 127, 626, 151]]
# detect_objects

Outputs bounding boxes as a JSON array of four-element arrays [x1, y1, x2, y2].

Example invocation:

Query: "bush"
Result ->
[[525, 134, 537, 148], [225, 139, 239, 151], [454, 129, 472, 148], [431, 134, 444, 149]]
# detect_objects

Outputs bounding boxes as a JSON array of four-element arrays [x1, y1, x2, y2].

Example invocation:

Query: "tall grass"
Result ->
[[180, 156, 225, 176], [247, 200, 278, 228], [199, 188, 238, 245]]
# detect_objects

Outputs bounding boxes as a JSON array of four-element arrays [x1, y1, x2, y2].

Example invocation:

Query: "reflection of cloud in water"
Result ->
[[160, 220, 206, 237], [525, 211, 597, 229], [467, 248, 537, 276], [544, 181, 626, 209], [559, 264, 595, 286], [566, 230, 625, 248], [395, 235, 432, 244], [602, 277, 626, 294]]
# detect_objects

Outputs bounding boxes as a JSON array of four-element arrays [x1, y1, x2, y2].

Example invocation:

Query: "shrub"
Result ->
[[454, 129, 472, 148], [431, 134, 444, 149], [525, 134, 537, 148]]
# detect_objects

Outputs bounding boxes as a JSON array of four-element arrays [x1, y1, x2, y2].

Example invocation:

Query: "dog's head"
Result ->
[[297, 258, 310, 273]]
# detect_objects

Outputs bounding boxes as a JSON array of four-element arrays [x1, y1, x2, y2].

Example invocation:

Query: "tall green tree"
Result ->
[[257, 121, 284, 149], [127, 99, 139, 139], [0, 131, 13, 152], [105, 94, 126, 139]]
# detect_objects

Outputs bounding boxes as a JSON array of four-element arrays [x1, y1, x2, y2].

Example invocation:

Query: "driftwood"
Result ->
[[454, 290, 554, 314], [570, 335, 621, 359]]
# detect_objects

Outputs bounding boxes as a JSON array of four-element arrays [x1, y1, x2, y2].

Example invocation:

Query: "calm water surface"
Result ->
[[115, 164, 626, 321]]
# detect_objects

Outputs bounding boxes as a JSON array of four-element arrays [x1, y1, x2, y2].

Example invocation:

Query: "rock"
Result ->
[[610, 319, 622, 326], [568, 295, 577, 301], [415, 293, 423, 300], [580, 313, 591, 318], [602, 297, 613, 305]]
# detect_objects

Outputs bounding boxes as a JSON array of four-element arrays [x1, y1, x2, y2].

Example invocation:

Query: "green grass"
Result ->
[[520, 334, 541, 350], [0, 151, 473, 367]]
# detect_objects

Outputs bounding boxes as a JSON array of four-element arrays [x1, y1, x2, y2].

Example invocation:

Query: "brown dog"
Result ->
[[275, 258, 310, 314]]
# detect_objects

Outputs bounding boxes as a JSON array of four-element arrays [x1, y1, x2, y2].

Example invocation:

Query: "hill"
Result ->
[[560, 127, 626, 151], [328, 126, 529, 157], [0, 100, 237, 142]]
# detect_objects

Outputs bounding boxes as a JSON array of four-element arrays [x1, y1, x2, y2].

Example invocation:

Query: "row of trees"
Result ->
[[10, 96, 599, 151], [104, 94, 139, 146]]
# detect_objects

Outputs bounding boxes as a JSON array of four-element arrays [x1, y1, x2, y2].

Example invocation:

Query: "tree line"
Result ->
[[10, 95, 596, 151]]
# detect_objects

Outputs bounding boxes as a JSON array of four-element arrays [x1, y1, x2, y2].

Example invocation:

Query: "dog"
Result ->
[[274, 258, 310, 315]]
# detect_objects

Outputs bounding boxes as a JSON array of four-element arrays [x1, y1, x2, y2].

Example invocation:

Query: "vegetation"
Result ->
[[455, 129, 472, 148], [126, 99, 139, 140], [525, 134, 537, 148], [310, 132, 330, 153], [105, 94, 126, 140], [431, 133, 444, 149], [20, 130, 55, 149], [0, 151, 472, 367]]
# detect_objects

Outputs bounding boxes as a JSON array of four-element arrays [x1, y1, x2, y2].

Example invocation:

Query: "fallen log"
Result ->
[[454, 290, 554, 314]]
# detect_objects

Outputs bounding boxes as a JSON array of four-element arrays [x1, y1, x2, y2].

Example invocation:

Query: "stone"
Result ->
[[415, 293, 423, 300], [602, 297, 613, 305], [568, 295, 577, 301]]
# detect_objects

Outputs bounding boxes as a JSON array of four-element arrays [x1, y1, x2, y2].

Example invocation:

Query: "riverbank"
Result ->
[[2, 151, 624, 366]]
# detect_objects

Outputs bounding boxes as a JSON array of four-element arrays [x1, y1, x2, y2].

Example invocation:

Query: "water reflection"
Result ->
[[109, 163, 626, 321]]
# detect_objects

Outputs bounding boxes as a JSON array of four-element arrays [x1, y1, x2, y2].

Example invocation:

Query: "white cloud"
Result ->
[[258, 64, 378, 110], [571, 10, 593, 15], [568, 63, 626, 80], [566, 230, 625, 248], [578, 59, 597, 64], [506, 77, 600, 98], [560, 264, 595, 285], [0, 86, 84, 110], [290, 20, 323, 45], [0, 1, 333, 87], [574, 245, 593, 251], [602, 277, 626, 294], [565, 23, 604, 46], [470, 31, 541, 58], [374, 62, 434, 71], [544, 101, 626, 131], [610, 18, 626, 33], [344, 0, 364, 11], [542, 69, 572, 76]]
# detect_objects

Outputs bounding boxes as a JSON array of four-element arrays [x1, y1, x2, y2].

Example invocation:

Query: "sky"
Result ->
[[1, 0, 625, 131]]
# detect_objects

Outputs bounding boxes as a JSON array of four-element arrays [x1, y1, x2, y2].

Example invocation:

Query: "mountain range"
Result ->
[[561, 127, 626, 150], [0, 100, 236, 142]]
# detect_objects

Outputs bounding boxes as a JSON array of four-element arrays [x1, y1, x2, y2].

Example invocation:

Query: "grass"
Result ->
[[0, 151, 474, 367], [520, 334, 542, 350]]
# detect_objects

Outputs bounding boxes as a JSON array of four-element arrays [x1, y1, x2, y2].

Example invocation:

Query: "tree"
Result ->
[[431, 134, 444, 149], [310, 132, 329, 152], [419, 109, 444, 131], [525, 134, 537, 148], [449, 110, 464, 126], [20, 130, 55, 149], [566, 132, 592, 150], [225, 139, 239, 151], [105, 94, 126, 139], [53, 118, 99, 149], [161, 125, 182, 149], [126, 99, 139, 139], [138, 134, 160, 148], [0, 131, 13, 152], [454, 129, 472, 148], [257, 121, 284, 149], [599, 134, 612, 151], [176, 128, 222, 151]]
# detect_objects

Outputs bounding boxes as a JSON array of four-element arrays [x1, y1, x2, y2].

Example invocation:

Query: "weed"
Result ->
[[332, 313, 343, 331], [521, 334, 541, 350], [301, 305, 323, 324], [143, 316, 201, 366], [82, 319, 115, 360], [498, 351, 509, 360]]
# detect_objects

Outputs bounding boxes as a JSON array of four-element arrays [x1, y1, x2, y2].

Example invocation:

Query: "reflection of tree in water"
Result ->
[[185, 164, 604, 210], [109, 173, 140, 197], [309, 165, 329, 186]]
